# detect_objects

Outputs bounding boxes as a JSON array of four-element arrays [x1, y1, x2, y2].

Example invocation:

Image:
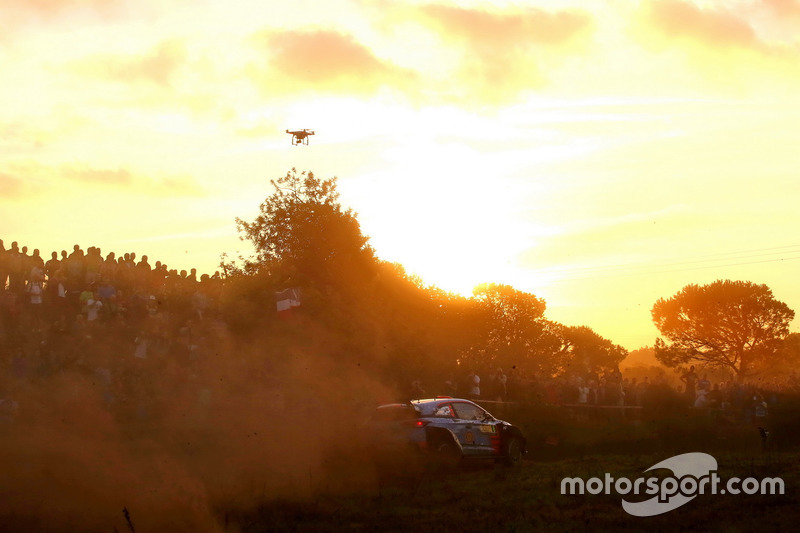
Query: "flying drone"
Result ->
[[286, 129, 315, 145]]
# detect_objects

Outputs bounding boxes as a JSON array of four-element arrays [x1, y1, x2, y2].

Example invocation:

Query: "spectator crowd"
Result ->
[[1, 237, 793, 432], [0, 238, 227, 429], [417, 363, 789, 426]]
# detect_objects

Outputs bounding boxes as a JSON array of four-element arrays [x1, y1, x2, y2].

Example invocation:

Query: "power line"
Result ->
[[529, 244, 800, 282], [531, 244, 800, 276]]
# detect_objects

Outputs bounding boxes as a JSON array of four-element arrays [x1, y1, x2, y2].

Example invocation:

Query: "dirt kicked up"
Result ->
[[228, 450, 800, 533]]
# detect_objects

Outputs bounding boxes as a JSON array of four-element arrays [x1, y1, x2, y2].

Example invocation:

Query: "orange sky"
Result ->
[[2, 0, 799, 350]]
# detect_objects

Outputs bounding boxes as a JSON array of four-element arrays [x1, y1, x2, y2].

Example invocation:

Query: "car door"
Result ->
[[450, 401, 500, 456]]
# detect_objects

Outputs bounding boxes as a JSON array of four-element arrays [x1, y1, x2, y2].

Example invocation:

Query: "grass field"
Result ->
[[226, 445, 798, 533], [6, 394, 798, 532], [223, 399, 800, 533]]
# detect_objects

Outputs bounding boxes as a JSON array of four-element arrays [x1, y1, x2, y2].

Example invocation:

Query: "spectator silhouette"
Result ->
[[6, 242, 24, 294], [681, 365, 698, 405], [66, 245, 86, 290], [0, 239, 7, 290], [45, 251, 60, 281]]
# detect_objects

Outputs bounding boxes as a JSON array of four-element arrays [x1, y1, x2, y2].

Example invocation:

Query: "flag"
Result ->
[[276, 288, 301, 313]]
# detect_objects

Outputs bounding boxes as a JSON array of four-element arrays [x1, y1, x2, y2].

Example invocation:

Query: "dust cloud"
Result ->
[[0, 313, 394, 532]]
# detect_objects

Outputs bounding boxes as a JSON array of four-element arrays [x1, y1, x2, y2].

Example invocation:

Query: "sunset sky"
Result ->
[[2, 0, 799, 350]]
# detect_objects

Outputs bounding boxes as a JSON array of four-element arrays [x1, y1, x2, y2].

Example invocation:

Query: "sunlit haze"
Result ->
[[3, 0, 800, 349]]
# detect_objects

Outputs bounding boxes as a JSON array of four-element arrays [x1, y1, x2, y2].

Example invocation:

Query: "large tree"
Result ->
[[459, 284, 566, 375], [558, 325, 628, 376], [235, 168, 374, 284], [651, 279, 795, 381]]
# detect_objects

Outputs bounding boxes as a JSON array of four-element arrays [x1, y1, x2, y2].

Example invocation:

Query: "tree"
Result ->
[[559, 325, 628, 376], [459, 284, 565, 375], [651, 279, 795, 381], [235, 168, 374, 285], [766, 332, 800, 379]]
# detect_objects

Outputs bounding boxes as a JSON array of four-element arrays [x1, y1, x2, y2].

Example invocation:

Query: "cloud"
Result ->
[[246, 29, 416, 96], [632, 0, 800, 90], [420, 4, 592, 47], [0, 0, 128, 25], [643, 0, 759, 49], [0, 171, 28, 197], [61, 164, 134, 185], [0, 161, 53, 199], [415, 4, 594, 103], [61, 163, 203, 196], [0, 121, 50, 151], [640, 0, 800, 53], [0, 161, 203, 198], [69, 39, 187, 86], [0, 0, 120, 11], [761, 0, 800, 19]]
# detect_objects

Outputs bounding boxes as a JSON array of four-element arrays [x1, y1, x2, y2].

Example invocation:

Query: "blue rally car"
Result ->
[[369, 397, 526, 467]]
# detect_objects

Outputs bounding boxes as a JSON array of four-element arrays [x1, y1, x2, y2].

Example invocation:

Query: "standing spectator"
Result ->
[[66, 245, 86, 290], [19, 246, 32, 286], [605, 377, 624, 406], [707, 383, 722, 408], [681, 365, 698, 405], [191, 285, 209, 320], [30, 249, 44, 271], [636, 377, 651, 405], [44, 251, 61, 281], [6, 242, 24, 293], [97, 277, 116, 302], [587, 379, 598, 405], [1, 290, 21, 342], [79, 284, 95, 318], [603, 369, 623, 406], [697, 373, 711, 393], [467, 370, 481, 399], [493, 367, 508, 401], [45, 269, 67, 326], [135, 255, 151, 290], [623, 378, 634, 405], [84, 246, 103, 286], [85, 291, 103, 323], [0, 239, 7, 290], [100, 252, 118, 285], [117, 256, 134, 293], [577, 379, 590, 404], [26, 264, 44, 330], [137, 255, 151, 273], [59, 250, 68, 278], [694, 388, 709, 408]]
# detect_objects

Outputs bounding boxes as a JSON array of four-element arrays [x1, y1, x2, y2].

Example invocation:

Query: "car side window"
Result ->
[[434, 404, 454, 417], [452, 402, 486, 421]]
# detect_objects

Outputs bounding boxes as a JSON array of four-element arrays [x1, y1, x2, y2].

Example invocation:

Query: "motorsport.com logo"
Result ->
[[560, 452, 784, 516]]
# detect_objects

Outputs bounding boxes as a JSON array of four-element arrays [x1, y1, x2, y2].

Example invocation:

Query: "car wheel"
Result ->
[[503, 437, 523, 467], [434, 439, 462, 471]]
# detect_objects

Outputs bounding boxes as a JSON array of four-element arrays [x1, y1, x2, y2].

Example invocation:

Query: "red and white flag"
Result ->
[[276, 288, 301, 313]]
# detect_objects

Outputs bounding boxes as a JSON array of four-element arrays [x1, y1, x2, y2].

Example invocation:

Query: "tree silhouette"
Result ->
[[559, 325, 627, 375], [651, 279, 795, 381], [235, 168, 374, 285], [459, 284, 564, 375]]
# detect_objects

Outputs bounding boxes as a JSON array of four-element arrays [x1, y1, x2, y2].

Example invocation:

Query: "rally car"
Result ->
[[368, 397, 526, 467]]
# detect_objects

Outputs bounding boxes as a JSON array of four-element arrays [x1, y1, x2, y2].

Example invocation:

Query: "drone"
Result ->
[[286, 129, 315, 145]]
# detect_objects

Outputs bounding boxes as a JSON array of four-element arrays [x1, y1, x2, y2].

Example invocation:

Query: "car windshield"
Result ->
[[452, 402, 488, 421]]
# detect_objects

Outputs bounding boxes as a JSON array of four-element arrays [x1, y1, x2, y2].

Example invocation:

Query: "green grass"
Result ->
[[228, 449, 799, 533]]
